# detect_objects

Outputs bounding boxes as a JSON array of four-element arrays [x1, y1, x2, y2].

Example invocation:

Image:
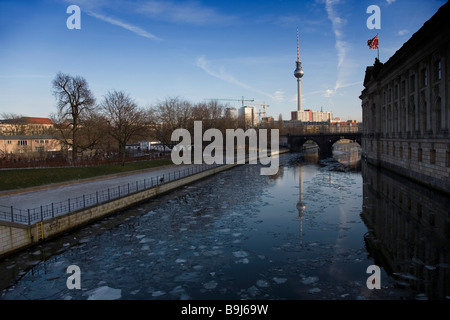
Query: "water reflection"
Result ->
[[361, 161, 450, 299], [333, 141, 361, 168], [297, 165, 306, 234]]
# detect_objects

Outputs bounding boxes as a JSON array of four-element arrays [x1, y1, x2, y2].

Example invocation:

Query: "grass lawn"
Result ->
[[0, 159, 174, 191]]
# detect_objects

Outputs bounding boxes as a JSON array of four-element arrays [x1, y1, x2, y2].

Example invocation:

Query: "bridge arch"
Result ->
[[286, 133, 362, 158]]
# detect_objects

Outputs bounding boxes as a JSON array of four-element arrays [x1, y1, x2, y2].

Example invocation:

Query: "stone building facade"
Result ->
[[360, 1, 450, 193]]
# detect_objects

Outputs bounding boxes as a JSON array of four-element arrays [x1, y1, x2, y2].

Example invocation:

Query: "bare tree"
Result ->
[[52, 72, 96, 162], [148, 97, 193, 149], [100, 90, 149, 166], [50, 110, 105, 159], [0, 113, 27, 135], [148, 98, 244, 151], [191, 100, 224, 131], [78, 110, 109, 156]]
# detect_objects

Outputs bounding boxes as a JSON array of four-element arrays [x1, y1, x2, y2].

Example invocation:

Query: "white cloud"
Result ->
[[323, 0, 355, 103], [273, 89, 285, 102], [386, 0, 396, 5], [324, 81, 361, 98], [397, 29, 408, 36], [87, 11, 161, 40], [196, 56, 276, 100], [324, 88, 334, 98], [63, 0, 235, 39]]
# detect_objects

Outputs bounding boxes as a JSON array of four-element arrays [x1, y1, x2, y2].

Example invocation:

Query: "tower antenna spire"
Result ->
[[294, 27, 304, 112]]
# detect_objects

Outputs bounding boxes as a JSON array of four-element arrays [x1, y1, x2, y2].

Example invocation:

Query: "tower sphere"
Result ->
[[294, 61, 304, 78], [297, 201, 306, 214]]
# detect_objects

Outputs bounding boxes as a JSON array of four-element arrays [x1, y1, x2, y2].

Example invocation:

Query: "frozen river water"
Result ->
[[0, 151, 449, 300]]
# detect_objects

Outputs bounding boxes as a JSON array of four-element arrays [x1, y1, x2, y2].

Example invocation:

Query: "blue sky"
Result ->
[[0, 0, 447, 122]]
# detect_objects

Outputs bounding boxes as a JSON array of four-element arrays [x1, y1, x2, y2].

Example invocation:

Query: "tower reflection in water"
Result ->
[[361, 161, 450, 299], [296, 150, 318, 239], [297, 164, 306, 234]]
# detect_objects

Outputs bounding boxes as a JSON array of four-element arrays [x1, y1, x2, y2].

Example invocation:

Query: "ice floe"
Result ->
[[232, 251, 248, 258], [301, 276, 319, 285], [87, 286, 121, 300], [203, 280, 218, 290], [273, 277, 287, 284]]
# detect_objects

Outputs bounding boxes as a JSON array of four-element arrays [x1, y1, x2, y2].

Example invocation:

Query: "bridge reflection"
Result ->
[[333, 141, 361, 168], [361, 161, 450, 299]]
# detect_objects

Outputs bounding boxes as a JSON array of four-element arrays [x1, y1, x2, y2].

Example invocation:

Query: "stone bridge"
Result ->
[[284, 132, 362, 158]]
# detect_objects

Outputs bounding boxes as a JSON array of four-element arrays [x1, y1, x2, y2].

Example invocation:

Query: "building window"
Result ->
[[430, 149, 436, 164], [18, 140, 27, 146], [421, 68, 427, 87], [401, 80, 406, 97], [408, 147, 412, 160], [400, 146, 403, 159], [7, 140, 11, 145], [410, 75, 415, 92], [418, 148, 423, 162], [35, 147, 44, 152], [447, 151, 450, 167], [435, 60, 441, 81]]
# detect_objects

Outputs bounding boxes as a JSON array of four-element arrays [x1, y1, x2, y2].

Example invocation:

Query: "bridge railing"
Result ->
[[280, 125, 360, 135], [0, 163, 220, 226]]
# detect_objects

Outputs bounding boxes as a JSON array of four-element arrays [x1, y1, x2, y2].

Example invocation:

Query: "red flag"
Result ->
[[368, 34, 379, 49]]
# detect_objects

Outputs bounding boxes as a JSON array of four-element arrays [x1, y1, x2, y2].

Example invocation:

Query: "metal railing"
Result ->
[[0, 163, 221, 225]]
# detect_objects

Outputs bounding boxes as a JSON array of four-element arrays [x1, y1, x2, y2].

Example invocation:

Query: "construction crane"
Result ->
[[205, 96, 255, 108], [257, 110, 263, 123], [246, 102, 270, 118]]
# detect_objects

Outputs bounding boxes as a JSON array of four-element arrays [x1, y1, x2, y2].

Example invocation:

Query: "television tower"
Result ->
[[294, 27, 304, 112]]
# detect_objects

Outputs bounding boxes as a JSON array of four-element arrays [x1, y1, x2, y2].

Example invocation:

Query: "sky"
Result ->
[[0, 0, 447, 122]]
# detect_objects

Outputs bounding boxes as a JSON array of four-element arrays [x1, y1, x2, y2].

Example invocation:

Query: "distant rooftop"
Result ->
[[0, 134, 57, 140], [0, 117, 52, 125]]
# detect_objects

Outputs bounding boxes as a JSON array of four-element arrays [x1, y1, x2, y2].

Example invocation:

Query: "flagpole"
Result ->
[[377, 33, 379, 60]]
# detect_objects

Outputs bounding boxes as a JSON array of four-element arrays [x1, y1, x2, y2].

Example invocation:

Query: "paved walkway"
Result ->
[[0, 163, 203, 212], [0, 149, 287, 223]]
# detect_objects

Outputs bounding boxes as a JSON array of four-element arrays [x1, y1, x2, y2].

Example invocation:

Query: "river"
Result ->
[[0, 144, 449, 300]]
